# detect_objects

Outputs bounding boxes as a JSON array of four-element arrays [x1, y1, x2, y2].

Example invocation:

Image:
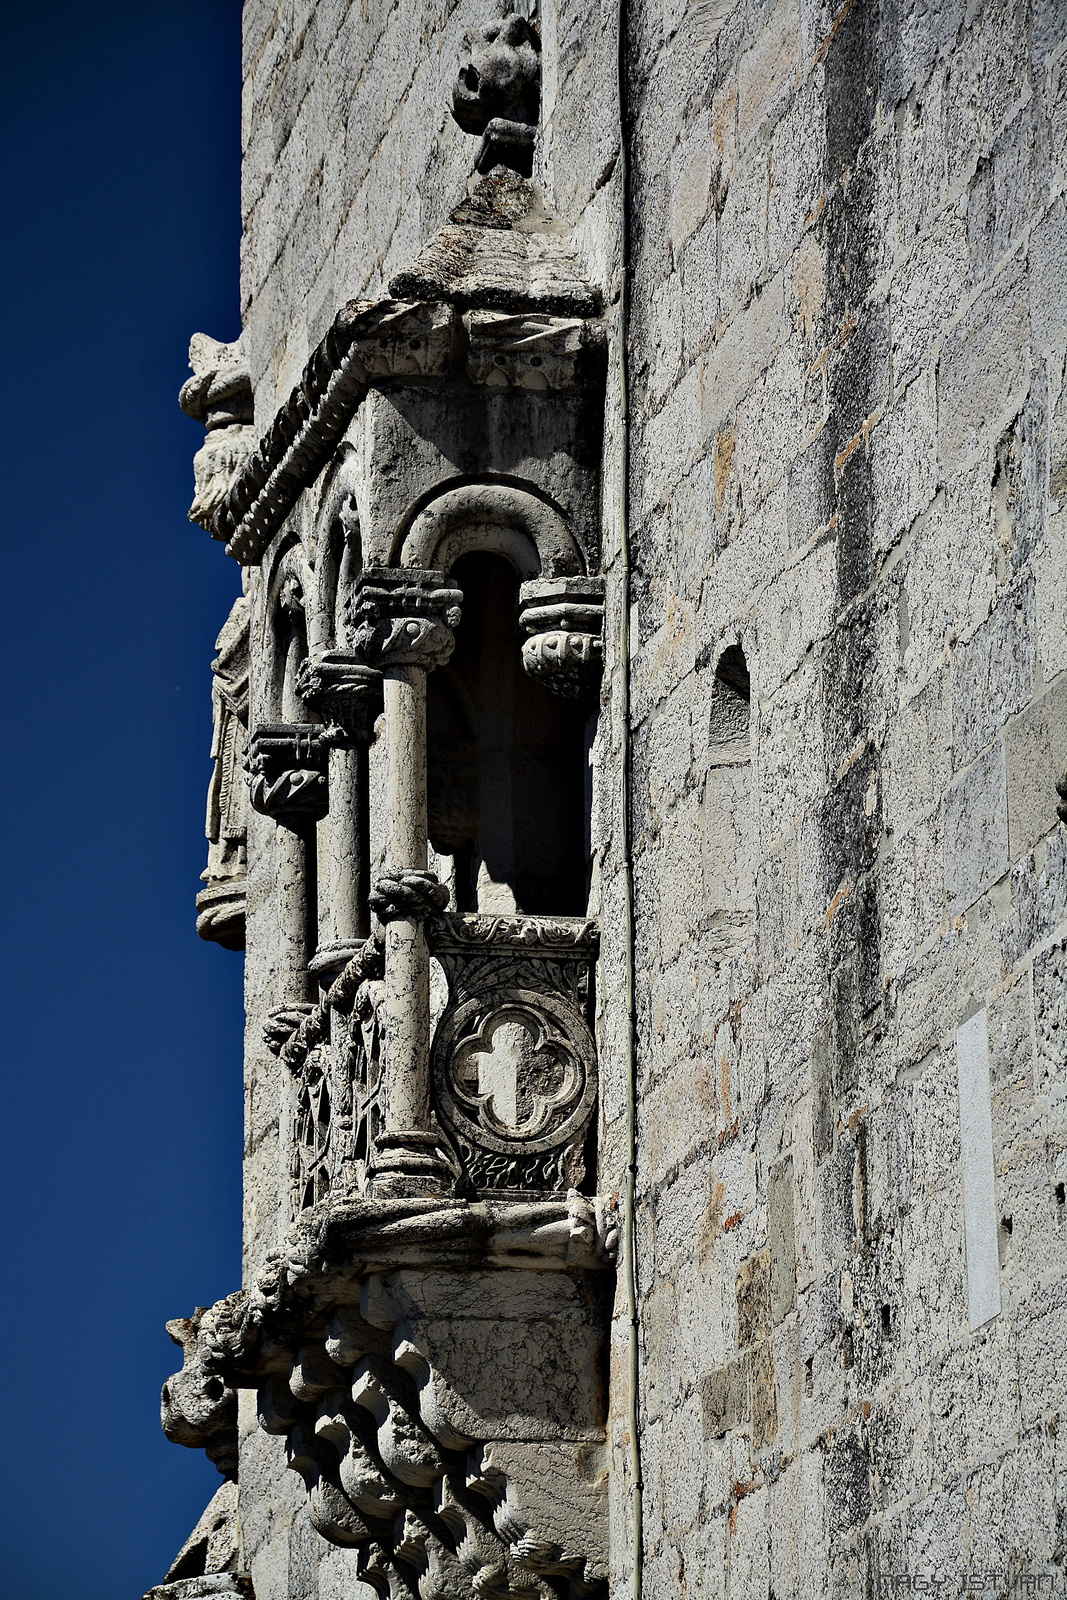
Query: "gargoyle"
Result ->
[[451, 15, 541, 177]]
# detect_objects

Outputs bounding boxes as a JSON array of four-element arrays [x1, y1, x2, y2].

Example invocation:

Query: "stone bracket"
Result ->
[[246, 723, 335, 821]]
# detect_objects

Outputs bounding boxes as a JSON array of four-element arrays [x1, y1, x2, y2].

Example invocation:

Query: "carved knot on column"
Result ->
[[518, 576, 604, 698], [161, 1310, 239, 1480], [264, 1004, 316, 1055], [451, 16, 541, 177], [295, 653, 384, 735], [345, 567, 463, 674], [246, 724, 336, 821], [369, 870, 450, 922]]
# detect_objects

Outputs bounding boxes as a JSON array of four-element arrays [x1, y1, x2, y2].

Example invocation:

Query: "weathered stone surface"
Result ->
[[155, 2, 1067, 1597]]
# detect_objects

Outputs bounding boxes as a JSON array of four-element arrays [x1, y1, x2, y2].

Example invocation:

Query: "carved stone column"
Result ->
[[247, 724, 332, 1000], [295, 656, 384, 980], [518, 576, 604, 697], [347, 568, 463, 1196]]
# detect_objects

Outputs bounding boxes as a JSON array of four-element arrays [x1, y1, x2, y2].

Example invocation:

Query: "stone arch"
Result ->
[[395, 481, 584, 579], [307, 448, 362, 657], [257, 534, 314, 723]]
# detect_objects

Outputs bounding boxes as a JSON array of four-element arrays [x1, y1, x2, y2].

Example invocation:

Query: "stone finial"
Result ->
[[180, 335, 253, 429], [180, 334, 255, 534], [450, 15, 541, 177]]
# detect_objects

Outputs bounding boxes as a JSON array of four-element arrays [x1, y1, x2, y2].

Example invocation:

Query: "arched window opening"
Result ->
[[704, 642, 755, 939], [428, 552, 589, 916]]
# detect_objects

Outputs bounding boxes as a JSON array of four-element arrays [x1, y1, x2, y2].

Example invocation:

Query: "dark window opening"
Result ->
[[428, 552, 589, 915]]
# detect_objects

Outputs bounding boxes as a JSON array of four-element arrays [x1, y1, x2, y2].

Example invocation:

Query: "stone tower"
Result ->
[[152, 2, 1067, 1596]]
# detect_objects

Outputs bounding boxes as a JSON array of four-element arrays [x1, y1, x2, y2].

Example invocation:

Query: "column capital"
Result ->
[[246, 723, 333, 821], [518, 575, 604, 698], [345, 566, 463, 673], [369, 869, 450, 923], [294, 652, 383, 735]]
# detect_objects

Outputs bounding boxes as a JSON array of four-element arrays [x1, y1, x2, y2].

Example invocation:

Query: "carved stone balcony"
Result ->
[[162, 1196, 616, 1600]]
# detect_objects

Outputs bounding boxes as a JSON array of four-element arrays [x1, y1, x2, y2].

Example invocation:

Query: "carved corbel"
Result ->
[[518, 577, 604, 698], [245, 724, 334, 822], [180, 335, 255, 537], [171, 1200, 619, 1598]]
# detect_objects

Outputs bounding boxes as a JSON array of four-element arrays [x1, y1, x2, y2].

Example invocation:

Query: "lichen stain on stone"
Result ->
[[713, 424, 736, 512]]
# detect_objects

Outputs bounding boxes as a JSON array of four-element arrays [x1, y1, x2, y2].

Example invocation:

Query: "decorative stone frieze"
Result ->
[[215, 301, 460, 565], [245, 723, 333, 822], [465, 310, 605, 391], [451, 16, 541, 177], [518, 577, 604, 698]]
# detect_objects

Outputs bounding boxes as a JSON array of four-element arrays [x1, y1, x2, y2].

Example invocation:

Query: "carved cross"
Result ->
[[461, 1014, 568, 1133], [468, 1017, 532, 1128]]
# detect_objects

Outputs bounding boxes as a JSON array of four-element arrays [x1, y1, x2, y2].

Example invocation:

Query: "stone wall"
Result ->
[[228, 0, 1067, 1595], [238, 0, 620, 417], [625, 0, 1067, 1589]]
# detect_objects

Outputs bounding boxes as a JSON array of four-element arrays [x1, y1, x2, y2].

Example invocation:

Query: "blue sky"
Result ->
[[1, 5, 248, 1596]]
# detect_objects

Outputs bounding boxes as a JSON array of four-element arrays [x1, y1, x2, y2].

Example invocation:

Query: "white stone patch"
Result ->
[[956, 1008, 1002, 1331]]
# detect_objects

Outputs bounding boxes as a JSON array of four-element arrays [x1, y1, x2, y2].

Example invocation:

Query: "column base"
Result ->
[[367, 1130, 456, 1198]]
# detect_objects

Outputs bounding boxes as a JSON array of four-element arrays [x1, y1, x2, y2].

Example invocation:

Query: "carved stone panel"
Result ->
[[197, 595, 250, 949], [427, 915, 599, 1194], [266, 938, 387, 1212]]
